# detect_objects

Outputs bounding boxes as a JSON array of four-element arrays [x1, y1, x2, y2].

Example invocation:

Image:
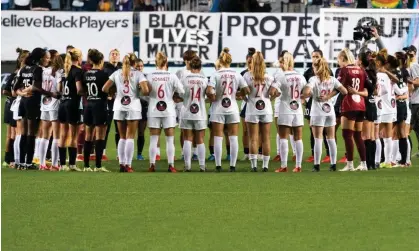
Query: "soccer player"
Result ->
[[81, 49, 111, 172], [274, 52, 307, 173], [103, 53, 149, 172], [180, 56, 212, 172], [147, 52, 184, 172], [38, 50, 63, 171], [303, 58, 347, 172], [135, 58, 148, 160], [243, 51, 280, 172], [58, 48, 84, 171], [405, 45, 419, 157], [208, 48, 249, 172]]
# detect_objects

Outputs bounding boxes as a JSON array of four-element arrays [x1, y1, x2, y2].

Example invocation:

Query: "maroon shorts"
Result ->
[[341, 111, 365, 122]]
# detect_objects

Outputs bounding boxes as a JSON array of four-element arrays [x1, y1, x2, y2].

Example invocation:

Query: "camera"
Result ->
[[353, 22, 378, 41]]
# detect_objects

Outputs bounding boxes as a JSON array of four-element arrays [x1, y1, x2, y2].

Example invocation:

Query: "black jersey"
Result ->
[[14, 65, 42, 95], [62, 65, 82, 102], [2, 73, 17, 103], [82, 69, 108, 101], [364, 68, 376, 105]]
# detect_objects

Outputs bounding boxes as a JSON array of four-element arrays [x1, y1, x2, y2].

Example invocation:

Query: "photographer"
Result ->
[[358, 27, 385, 55]]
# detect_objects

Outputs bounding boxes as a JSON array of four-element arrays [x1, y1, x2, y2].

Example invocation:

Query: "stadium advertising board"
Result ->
[[139, 12, 221, 63], [1, 11, 133, 61]]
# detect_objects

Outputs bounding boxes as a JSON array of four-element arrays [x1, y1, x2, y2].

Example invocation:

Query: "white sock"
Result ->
[[314, 138, 322, 165], [14, 135, 21, 164], [375, 138, 382, 164], [34, 138, 40, 159], [262, 155, 270, 169], [229, 136, 238, 167], [52, 139, 59, 167], [295, 140, 303, 167], [214, 136, 223, 166], [39, 138, 49, 166], [326, 138, 337, 165], [192, 147, 197, 156], [361, 161, 367, 168], [157, 147, 161, 156], [183, 140, 192, 169], [384, 137, 392, 164], [166, 136, 175, 166], [347, 160, 354, 168], [276, 134, 280, 155], [289, 134, 296, 156], [407, 137, 411, 164], [249, 154, 257, 169], [197, 143, 206, 167], [125, 139, 134, 166], [279, 139, 289, 168], [392, 140, 399, 162], [117, 139, 126, 165], [149, 135, 159, 164]]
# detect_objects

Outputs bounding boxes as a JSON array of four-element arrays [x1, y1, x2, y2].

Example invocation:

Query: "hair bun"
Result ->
[[223, 47, 230, 54], [16, 48, 23, 53]]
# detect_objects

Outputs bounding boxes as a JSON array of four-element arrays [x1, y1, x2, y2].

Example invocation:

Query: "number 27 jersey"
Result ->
[[277, 71, 307, 115]]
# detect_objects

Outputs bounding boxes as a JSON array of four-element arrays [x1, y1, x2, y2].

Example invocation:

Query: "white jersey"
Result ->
[[409, 63, 419, 104], [180, 73, 208, 120], [273, 68, 285, 109], [209, 68, 247, 115], [40, 67, 61, 111], [147, 69, 184, 118], [243, 72, 277, 116], [277, 70, 307, 115], [110, 68, 146, 112], [307, 76, 342, 117], [377, 72, 396, 115]]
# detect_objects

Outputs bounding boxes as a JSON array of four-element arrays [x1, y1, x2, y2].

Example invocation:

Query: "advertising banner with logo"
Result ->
[[1, 11, 133, 61]]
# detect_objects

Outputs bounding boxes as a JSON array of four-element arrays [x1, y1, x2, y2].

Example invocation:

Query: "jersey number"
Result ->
[[158, 84, 165, 98], [63, 81, 70, 95], [290, 83, 300, 99], [123, 80, 130, 94], [190, 87, 201, 101], [255, 84, 264, 98], [23, 79, 31, 88], [320, 89, 331, 96], [42, 80, 53, 91], [222, 81, 233, 96], [87, 82, 98, 97], [352, 78, 360, 91]]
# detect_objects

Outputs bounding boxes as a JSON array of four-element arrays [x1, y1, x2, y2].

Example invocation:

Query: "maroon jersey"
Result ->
[[338, 65, 367, 112]]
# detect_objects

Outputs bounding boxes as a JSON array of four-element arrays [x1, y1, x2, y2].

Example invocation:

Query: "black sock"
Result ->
[[4, 151, 10, 164], [226, 145, 230, 155], [95, 140, 105, 168], [323, 131, 329, 156], [244, 147, 249, 154], [209, 146, 214, 155], [370, 139, 376, 167], [59, 147, 67, 166], [68, 147, 77, 166], [25, 135, 36, 165], [258, 147, 262, 154], [8, 139, 15, 163], [380, 138, 385, 163], [46, 136, 53, 160], [19, 135, 28, 164], [83, 141, 93, 168], [310, 127, 314, 156], [114, 132, 120, 149], [399, 138, 408, 165], [408, 136, 412, 159], [364, 140, 371, 168], [137, 136, 145, 155]]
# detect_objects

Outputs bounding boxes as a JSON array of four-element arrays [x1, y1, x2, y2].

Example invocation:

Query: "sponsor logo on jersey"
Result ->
[[156, 101, 167, 111], [121, 96, 131, 106], [351, 94, 361, 103], [377, 100, 382, 109], [189, 103, 199, 114], [42, 96, 52, 105], [322, 103, 331, 113], [222, 97, 231, 108], [290, 100, 299, 110], [391, 98, 396, 108], [255, 100, 265, 110]]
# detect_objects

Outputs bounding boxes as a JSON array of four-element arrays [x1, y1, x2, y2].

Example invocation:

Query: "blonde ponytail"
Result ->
[[64, 48, 82, 77], [339, 48, 356, 65], [251, 51, 265, 84], [281, 52, 294, 71], [122, 53, 137, 81], [156, 51, 167, 68], [219, 47, 232, 67], [314, 58, 330, 82]]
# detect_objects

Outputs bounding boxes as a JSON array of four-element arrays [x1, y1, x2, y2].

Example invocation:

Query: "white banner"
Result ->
[[140, 12, 220, 63], [1, 11, 133, 61]]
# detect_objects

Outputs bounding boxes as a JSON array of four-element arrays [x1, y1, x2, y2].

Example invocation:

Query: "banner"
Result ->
[[1, 11, 133, 61], [140, 12, 220, 63]]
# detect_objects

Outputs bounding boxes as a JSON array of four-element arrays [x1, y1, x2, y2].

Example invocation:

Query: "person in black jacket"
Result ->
[[103, 49, 122, 160]]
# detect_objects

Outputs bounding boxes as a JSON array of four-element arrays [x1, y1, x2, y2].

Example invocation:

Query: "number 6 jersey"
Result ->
[[277, 70, 307, 115], [180, 73, 208, 121]]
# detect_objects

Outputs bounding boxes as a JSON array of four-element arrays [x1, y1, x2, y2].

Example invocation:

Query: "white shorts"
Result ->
[[148, 116, 177, 129], [274, 102, 280, 118], [380, 113, 396, 124], [310, 115, 336, 127], [41, 110, 58, 121], [245, 114, 273, 124], [13, 110, 22, 121], [277, 114, 304, 127], [180, 119, 207, 130], [114, 110, 142, 121], [406, 108, 411, 125], [210, 113, 240, 124]]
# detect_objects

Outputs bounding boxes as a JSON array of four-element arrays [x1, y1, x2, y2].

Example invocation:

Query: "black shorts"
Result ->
[[141, 100, 148, 121], [304, 98, 312, 120], [58, 99, 81, 125], [3, 100, 16, 127], [83, 100, 108, 126], [396, 103, 407, 123], [240, 103, 247, 118], [18, 97, 41, 120], [364, 102, 377, 122], [207, 114, 212, 129], [342, 111, 365, 122]]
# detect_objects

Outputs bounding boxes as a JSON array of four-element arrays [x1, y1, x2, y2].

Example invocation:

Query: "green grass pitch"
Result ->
[[2, 97, 419, 251]]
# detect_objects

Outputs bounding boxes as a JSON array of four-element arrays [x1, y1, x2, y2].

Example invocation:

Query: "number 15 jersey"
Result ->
[[277, 70, 307, 115]]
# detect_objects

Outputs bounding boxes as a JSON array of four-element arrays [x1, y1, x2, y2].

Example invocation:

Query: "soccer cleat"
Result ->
[[321, 156, 331, 163], [148, 164, 156, 172], [208, 154, 215, 161], [137, 154, 145, 160], [225, 155, 231, 161], [89, 155, 96, 161], [60, 165, 70, 172], [125, 166, 134, 173], [329, 164, 337, 172], [192, 154, 198, 161], [83, 167, 93, 172], [338, 156, 347, 163], [50, 166, 60, 172], [273, 155, 281, 161], [168, 166, 177, 173], [9, 162, 15, 169], [39, 165, 50, 171], [339, 165, 355, 172], [76, 154, 84, 162], [391, 162, 400, 168], [355, 165, 368, 171], [262, 167, 268, 172], [229, 166, 236, 172], [380, 162, 392, 169], [200, 168, 206, 172], [101, 155, 109, 161], [375, 163, 380, 169], [27, 164, 38, 170], [2, 161, 8, 168], [241, 154, 249, 161], [156, 155, 161, 161], [33, 158, 40, 165], [312, 165, 320, 172], [119, 164, 126, 173], [251, 167, 257, 172], [275, 167, 288, 173], [216, 166, 222, 172], [183, 168, 191, 172], [305, 156, 314, 163], [69, 165, 81, 172], [293, 167, 302, 173], [405, 162, 411, 167], [94, 167, 110, 172]]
